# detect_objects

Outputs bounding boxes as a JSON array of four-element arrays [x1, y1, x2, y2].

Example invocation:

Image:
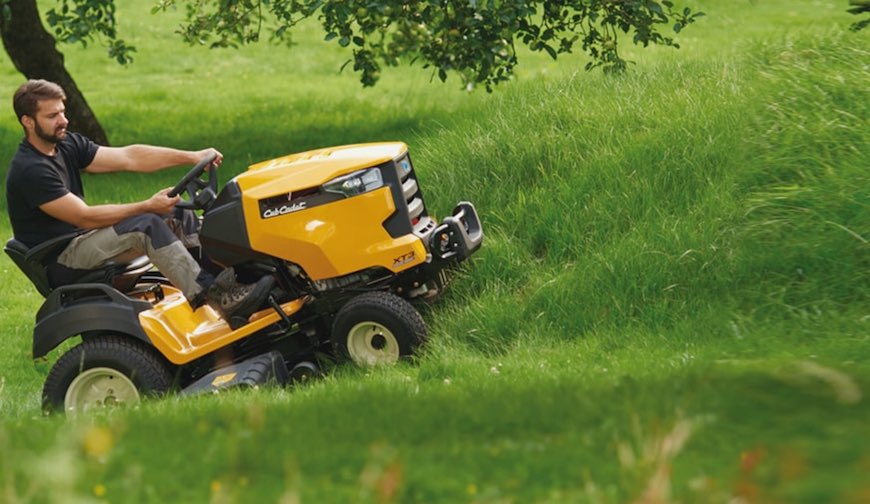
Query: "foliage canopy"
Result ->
[[46, 0, 705, 89], [848, 0, 870, 31]]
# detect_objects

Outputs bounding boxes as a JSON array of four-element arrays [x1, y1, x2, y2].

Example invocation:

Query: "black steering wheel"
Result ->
[[168, 152, 219, 210]]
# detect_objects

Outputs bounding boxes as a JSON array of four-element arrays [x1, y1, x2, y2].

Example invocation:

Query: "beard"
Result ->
[[34, 120, 67, 144]]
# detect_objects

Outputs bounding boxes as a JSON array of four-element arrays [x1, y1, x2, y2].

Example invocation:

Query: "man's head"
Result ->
[[13, 80, 69, 144]]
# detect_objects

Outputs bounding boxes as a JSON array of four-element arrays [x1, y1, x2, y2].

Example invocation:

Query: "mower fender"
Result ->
[[33, 283, 154, 359]]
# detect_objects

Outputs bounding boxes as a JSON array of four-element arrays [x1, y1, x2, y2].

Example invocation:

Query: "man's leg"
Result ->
[[164, 207, 201, 249], [161, 208, 277, 321], [164, 207, 221, 276], [56, 213, 211, 300], [56, 213, 274, 320]]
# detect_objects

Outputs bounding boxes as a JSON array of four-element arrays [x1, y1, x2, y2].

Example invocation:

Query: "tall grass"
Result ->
[[0, 1, 867, 502]]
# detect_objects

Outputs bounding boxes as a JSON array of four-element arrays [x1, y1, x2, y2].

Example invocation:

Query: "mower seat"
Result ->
[[4, 233, 153, 298]]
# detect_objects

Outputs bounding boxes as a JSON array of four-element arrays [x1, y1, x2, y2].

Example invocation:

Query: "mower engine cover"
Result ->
[[199, 142, 483, 281]]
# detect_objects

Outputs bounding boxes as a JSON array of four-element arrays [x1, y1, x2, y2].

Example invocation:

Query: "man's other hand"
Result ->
[[148, 187, 182, 215]]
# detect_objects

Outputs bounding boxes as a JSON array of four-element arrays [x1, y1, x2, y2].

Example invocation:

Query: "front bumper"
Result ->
[[417, 201, 483, 295], [429, 201, 483, 263], [394, 201, 483, 299]]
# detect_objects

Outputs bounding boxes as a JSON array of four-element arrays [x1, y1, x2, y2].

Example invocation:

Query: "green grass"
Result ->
[[1, 0, 869, 502]]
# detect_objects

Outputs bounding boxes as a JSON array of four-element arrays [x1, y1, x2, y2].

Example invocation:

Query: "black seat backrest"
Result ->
[[4, 233, 154, 297], [4, 234, 80, 297]]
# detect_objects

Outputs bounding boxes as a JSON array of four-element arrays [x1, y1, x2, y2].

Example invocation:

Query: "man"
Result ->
[[6, 79, 272, 322]]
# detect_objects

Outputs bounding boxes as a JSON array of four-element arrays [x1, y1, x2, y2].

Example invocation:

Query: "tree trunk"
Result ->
[[0, 0, 109, 145]]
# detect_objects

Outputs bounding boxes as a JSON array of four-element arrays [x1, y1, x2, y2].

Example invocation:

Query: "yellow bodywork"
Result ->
[[140, 143, 431, 364], [234, 142, 427, 280], [138, 286, 306, 365]]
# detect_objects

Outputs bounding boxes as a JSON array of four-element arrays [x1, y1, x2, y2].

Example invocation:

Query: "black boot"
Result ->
[[206, 268, 274, 324]]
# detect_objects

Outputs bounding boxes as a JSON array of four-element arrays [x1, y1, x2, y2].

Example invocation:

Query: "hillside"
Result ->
[[0, 1, 868, 502]]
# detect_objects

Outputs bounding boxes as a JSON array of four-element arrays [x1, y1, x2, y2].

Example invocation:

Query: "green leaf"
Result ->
[[543, 44, 557, 60], [648, 2, 665, 19]]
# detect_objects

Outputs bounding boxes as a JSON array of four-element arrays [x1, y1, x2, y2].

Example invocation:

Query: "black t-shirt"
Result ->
[[5, 133, 99, 248]]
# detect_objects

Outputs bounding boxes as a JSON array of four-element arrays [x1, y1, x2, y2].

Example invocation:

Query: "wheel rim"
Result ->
[[346, 322, 401, 365], [64, 367, 141, 416]]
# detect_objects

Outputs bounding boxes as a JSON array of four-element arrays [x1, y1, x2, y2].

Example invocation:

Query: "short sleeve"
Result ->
[[64, 132, 99, 170]]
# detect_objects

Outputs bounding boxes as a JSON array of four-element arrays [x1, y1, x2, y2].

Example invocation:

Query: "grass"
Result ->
[[1, 0, 869, 502]]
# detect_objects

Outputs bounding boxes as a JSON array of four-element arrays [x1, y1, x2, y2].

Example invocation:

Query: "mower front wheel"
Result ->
[[42, 335, 174, 416], [332, 292, 427, 366]]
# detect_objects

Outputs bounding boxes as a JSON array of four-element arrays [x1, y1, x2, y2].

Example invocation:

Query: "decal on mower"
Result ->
[[393, 251, 416, 268], [211, 372, 237, 387], [262, 201, 307, 219]]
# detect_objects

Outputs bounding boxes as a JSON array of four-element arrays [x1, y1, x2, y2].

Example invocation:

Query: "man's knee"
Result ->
[[113, 213, 179, 249]]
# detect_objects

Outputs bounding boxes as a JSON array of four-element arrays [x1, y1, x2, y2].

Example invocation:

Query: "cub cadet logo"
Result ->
[[393, 251, 416, 267], [262, 202, 307, 219]]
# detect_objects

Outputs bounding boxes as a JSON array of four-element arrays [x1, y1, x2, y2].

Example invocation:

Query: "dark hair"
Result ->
[[13, 80, 66, 123]]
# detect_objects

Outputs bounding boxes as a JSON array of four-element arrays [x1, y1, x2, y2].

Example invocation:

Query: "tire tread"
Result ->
[[331, 291, 427, 363], [42, 335, 173, 413]]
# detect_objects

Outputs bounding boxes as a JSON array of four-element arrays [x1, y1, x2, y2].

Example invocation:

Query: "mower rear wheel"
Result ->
[[332, 292, 427, 366], [42, 335, 173, 416]]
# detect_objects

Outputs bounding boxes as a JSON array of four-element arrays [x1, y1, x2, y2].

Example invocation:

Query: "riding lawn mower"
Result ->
[[4, 142, 483, 415]]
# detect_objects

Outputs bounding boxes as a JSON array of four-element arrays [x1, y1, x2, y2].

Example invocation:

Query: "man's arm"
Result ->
[[85, 145, 222, 174], [39, 189, 180, 229]]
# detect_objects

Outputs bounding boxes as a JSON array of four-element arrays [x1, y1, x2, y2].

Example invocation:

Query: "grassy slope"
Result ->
[[1, 1, 868, 502]]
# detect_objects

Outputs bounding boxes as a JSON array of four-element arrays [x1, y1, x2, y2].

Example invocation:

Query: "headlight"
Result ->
[[322, 167, 384, 197]]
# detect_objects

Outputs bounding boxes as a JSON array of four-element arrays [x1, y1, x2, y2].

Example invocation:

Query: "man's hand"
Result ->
[[195, 148, 223, 170], [147, 188, 182, 215]]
